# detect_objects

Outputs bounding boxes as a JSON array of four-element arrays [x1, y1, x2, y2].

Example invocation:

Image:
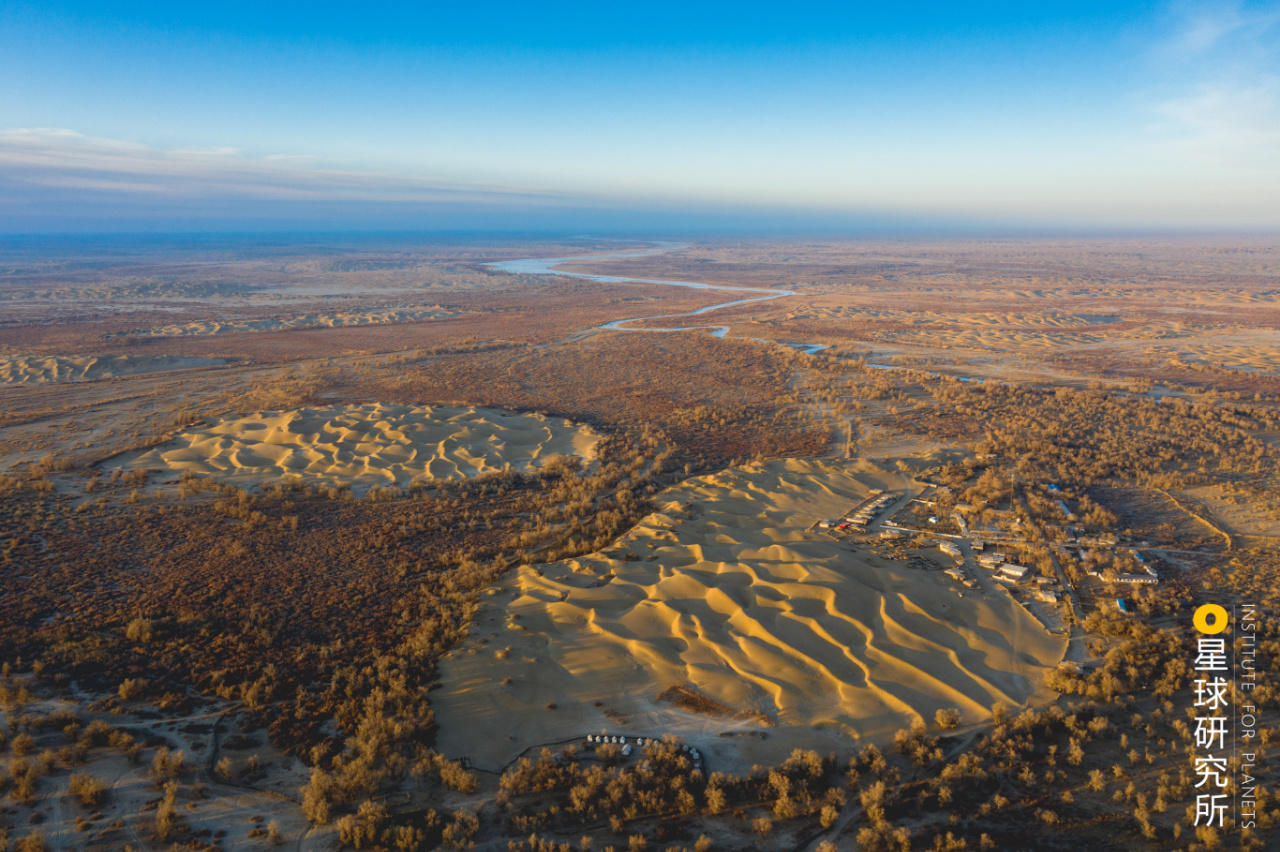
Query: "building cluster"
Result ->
[[820, 490, 899, 534], [823, 475, 1164, 632], [973, 549, 1061, 602], [582, 734, 702, 766], [1082, 547, 1159, 585]]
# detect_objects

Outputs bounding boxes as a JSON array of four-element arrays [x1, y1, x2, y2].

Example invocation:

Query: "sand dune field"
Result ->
[[792, 305, 1121, 329], [887, 327, 1109, 350], [121, 304, 469, 336], [107, 403, 601, 487], [0, 353, 227, 384], [780, 304, 1131, 350], [1154, 342, 1280, 374], [433, 458, 1065, 769]]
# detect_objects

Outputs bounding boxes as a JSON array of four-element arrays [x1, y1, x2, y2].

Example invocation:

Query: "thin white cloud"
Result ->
[[1149, 2, 1280, 163], [1157, 1, 1280, 57], [1158, 79, 1280, 160], [0, 128, 588, 205]]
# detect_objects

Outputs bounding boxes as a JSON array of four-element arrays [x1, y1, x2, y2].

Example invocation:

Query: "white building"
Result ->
[[998, 563, 1031, 581]]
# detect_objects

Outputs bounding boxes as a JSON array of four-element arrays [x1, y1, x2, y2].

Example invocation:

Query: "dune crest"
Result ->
[[1154, 341, 1280, 374], [0, 354, 226, 384], [108, 403, 601, 487], [433, 458, 1065, 768], [120, 305, 469, 337]]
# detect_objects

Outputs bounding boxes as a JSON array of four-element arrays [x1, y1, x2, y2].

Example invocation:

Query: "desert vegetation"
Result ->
[[4, 236, 1280, 849]]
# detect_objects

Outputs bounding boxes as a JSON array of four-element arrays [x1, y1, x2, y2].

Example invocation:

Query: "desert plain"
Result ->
[[2, 235, 1279, 851]]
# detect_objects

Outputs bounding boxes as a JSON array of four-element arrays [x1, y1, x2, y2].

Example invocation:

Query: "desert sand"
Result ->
[[1155, 341, 1280, 374], [106, 403, 601, 488], [124, 304, 468, 336], [433, 457, 1066, 770], [0, 353, 227, 384]]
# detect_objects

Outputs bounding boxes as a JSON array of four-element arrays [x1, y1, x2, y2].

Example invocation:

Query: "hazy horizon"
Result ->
[[3, 1, 1279, 232]]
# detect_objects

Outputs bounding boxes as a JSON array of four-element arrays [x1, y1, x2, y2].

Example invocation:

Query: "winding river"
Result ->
[[488, 244, 828, 354]]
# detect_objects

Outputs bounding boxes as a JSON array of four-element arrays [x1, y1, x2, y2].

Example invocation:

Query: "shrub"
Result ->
[[117, 678, 148, 701], [150, 747, 187, 782], [441, 810, 478, 850], [155, 781, 179, 839], [68, 772, 107, 808], [434, 755, 479, 794], [11, 734, 35, 757], [14, 831, 47, 852], [935, 708, 962, 730], [301, 767, 334, 825], [80, 720, 112, 748], [125, 618, 153, 643]]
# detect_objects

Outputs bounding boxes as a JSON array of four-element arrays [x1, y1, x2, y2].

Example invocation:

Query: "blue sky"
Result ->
[[1, 1, 1279, 231]]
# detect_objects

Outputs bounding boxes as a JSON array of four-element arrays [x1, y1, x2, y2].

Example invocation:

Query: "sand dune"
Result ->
[[0, 354, 226, 384], [1181, 290, 1280, 305], [107, 403, 601, 488], [1154, 342, 1280, 374], [794, 305, 1119, 329], [122, 305, 468, 336], [785, 304, 1124, 349], [887, 327, 1108, 350], [433, 458, 1065, 768]]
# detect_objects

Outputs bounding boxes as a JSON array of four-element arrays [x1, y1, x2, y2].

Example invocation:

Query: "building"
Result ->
[[1116, 573, 1158, 585], [998, 563, 1031, 582], [939, 541, 961, 557]]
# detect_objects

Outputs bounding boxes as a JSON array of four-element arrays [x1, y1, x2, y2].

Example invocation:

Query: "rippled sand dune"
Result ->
[[794, 305, 1120, 329], [1154, 342, 1280, 374], [109, 403, 601, 487], [0, 354, 226, 384], [123, 304, 469, 336], [433, 458, 1065, 767], [887, 327, 1109, 350]]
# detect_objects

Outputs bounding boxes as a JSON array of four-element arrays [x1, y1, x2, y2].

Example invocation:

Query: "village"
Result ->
[[813, 466, 1161, 638]]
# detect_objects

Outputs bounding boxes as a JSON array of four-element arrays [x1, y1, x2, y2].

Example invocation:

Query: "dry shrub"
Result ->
[[117, 678, 148, 701], [155, 780, 179, 839], [124, 617, 153, 643], [68, 771, 107, 808]]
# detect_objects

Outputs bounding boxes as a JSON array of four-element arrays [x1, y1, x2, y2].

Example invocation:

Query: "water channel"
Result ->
[[488, 244, 829, 354]]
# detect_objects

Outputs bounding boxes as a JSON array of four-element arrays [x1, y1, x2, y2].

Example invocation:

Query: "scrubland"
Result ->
[[1, 236, 1279, 850]]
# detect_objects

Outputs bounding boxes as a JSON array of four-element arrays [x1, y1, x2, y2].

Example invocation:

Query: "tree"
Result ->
[[935, 708, 962, 731], [68, 772, 107, 808], [155, 781, 179, 839]]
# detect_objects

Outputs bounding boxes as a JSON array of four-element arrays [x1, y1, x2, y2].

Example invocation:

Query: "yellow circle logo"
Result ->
[[1194, 604, 1228, 635]]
